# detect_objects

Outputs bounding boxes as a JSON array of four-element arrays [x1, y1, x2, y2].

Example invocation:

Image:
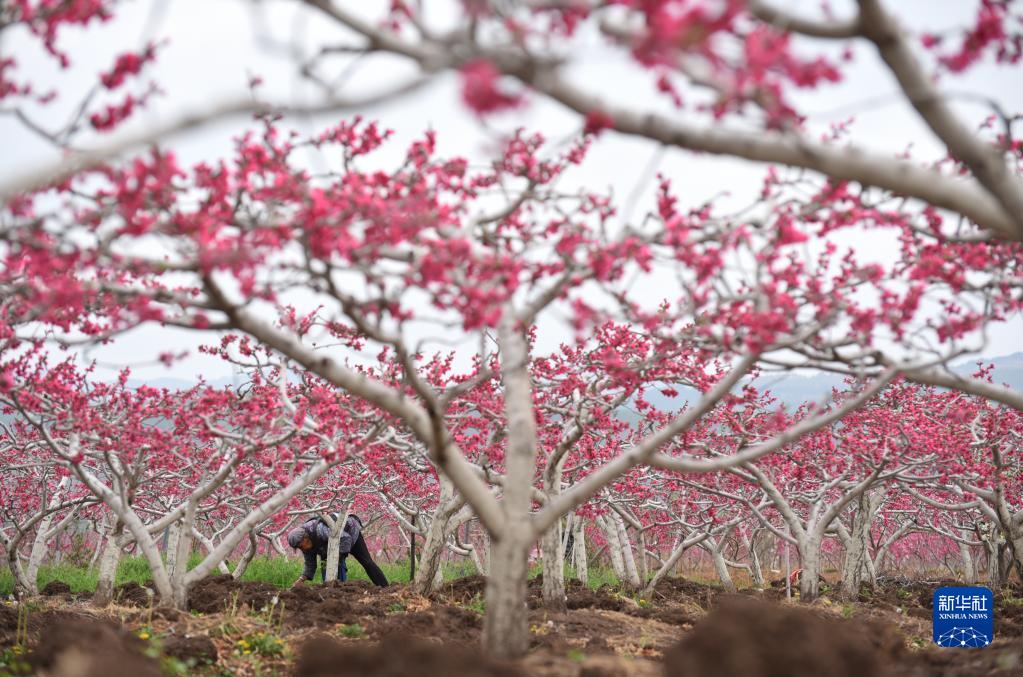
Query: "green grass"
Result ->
[[0, 555, 621, 597]]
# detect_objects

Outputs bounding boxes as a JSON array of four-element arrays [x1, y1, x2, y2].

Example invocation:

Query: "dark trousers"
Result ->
[[343, 533, 389, 586], [320, 556, 348, 582]]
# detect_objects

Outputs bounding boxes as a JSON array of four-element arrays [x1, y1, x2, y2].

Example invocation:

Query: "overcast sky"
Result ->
[[3, 0, 1020, 383]]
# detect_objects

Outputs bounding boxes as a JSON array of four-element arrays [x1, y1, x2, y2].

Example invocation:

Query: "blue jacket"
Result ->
[[300, 514, 362, 580]]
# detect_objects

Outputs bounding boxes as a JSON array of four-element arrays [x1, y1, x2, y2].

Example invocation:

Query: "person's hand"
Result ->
[[291, 576, 306, 589]]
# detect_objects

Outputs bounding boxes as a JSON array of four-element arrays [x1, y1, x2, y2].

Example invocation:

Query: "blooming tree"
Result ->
[[2, 0, 1023, 659]]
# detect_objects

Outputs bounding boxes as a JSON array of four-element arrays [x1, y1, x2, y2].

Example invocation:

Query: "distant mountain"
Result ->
[[125, 376, 235, 391], [618, 352, 1023, 423], [121, 352, 1023, 418]]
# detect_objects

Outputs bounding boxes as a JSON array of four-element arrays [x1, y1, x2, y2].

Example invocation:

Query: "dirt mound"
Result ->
[[114, 581, 155, 606], [909, 638, 1023, 676], [372, 605, 483, 645], [435, 574, 487, 604], [565, 587, 628, 613], [162, 634, 218, 666], [40, 581, 72, 596], [188, 574, 284, 614], [27, 615, 161, 677], [996, 591, 1023, 637], [176, 576, 397, 628], [651, 577, 718, 607], [294, 636, 521, 677], [663, 596, 903, 677]]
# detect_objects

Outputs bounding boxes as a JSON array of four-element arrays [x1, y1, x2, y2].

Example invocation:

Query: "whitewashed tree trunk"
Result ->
[[170, 501, 197, 608], [471, 529, 490, 576], [414, 479, 462, 594], [572, 517, 588, 586], [165, 523, 181, 580], [24, 514, 56, 596], [958, 537, 976, 584], [799, 535, 824, 601], [323, 507, 349, 583], [600, 515, 626, 580], [636, 530, 648, 584], [482, 315, 539, 659], [191, 528, 231, 575], [710, 543, 737, 592], [541, 517, 566, 609], [840, 491, 880, 600], [746, 531, 766, 589], [616, 515, 641, 586], [643, 530, 712, 597], [233, 533, 259, 580], [93, 519, 123, 606], [484, 530, 531, 659], [985, 536, 1002, 588]]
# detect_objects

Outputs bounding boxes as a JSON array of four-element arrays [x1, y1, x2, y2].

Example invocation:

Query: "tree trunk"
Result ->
[[481, 315, 539, 660], [616, 515, 641, 586], [840, 492, 878, 600], [169, 502, 197, 609], [470, 527, 490, 576], [25, 515, 57, 595], [799, 537, 823, 601], [93, 519, 123, 606], [958, 532, 976, 584], [414, 479, 462, 594], [985, 536, 1002, 588], [600, 516, 626, 580], [165, 523, 181, 578], [708, 542, 737, 593], [233, 532, 258, 580], [572, 517, 588, 586], [636, 530, 648, 584], [541, 517, 566, 610], [323, 508, 349, 583], [747, 532, 766, 589], [483, 532, 531, 659]]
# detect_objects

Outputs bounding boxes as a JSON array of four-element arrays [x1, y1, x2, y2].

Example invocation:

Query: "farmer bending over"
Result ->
[[288, 514, 389, 587]]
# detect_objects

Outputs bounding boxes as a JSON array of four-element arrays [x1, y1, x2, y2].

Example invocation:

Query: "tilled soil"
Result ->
[[2, 577, 1021, 676]]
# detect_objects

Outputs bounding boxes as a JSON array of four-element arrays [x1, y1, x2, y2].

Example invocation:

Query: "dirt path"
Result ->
[[2, 577, 1019, 675]]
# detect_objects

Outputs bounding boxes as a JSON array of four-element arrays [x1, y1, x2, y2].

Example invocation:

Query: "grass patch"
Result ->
[[0, 555, 487, 596], [338, 623, 365, 639]]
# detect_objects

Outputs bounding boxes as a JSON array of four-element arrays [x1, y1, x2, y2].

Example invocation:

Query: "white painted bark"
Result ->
[[483, 532, 531, 660], [165, 523, 181, 579], [233, 533, 259, 580], [540, 518, 566, 609], [703, 539, 736, 593], [572, 517, 588, 586], [798, 535, 824, 600], [958, 535, 976, 585], [23, 515, 55, 596], [414, 478, 460, 594], [323, 507, 349, 583], [470, 528, 490, 576], [93, 519, 123, 607], [482, 313, 539, 659], [170, 501, 197, 608], [642, 530, 712, 597], [840, 490, 881, 600], [615, 514, 641, 587], [191, 528, 231, 575], [600, 515, 626, 580], [746, 531, 766, 589]]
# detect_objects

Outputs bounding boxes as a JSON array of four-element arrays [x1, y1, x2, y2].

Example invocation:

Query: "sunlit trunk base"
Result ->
[[93, 525, 123, 606], [483, 536, 530, 660], [711, 548, 736, 593], [541, 522, 566, 611]]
